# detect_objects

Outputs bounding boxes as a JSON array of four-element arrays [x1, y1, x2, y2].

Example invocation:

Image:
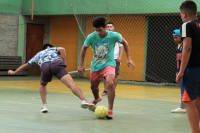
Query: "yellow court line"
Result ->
[[0, 80, 181, 103]]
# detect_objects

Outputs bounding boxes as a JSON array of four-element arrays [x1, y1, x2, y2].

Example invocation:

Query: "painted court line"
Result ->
[[1, 100, 144, 115], [31, 96, 79, 105]]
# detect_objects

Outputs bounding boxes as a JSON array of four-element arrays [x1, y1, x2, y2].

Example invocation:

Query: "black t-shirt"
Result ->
[[180, 20, 200, 68]]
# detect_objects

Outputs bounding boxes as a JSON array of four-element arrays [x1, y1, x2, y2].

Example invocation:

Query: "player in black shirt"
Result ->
[[176, 1, 200, 132]]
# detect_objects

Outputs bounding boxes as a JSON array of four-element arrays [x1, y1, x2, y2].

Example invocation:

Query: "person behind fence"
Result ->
[[8, 44, 95, 113], [78, 16, 135, 119], [171, 29, 186, 113], [102, 22, 124, 96], [176, 1, 200, 133]]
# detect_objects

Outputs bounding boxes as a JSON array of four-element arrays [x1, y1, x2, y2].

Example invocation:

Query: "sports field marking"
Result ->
[[1, 100, 170, 115], [31, 96, 79, 105]]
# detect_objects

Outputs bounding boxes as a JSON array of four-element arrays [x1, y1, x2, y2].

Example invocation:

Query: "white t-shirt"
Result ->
[[114, 42, 123, 59]]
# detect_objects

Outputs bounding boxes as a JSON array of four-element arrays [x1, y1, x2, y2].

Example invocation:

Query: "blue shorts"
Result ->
[[181, 67, 200, 101]]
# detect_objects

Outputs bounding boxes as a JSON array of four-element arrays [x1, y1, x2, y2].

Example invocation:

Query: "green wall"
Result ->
[[21, 0, 200, 15], [1, 0, 200, 15], [17, 15, 25, 63], [0, 0, 23, 14], [22, 0, 73, 15]]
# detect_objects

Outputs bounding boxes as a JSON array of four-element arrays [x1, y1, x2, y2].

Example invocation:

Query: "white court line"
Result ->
[[31, 96, 79, 105], [1, 101, 135, 114], [0, 108, 95, 117], [2, 101, 80, 109]]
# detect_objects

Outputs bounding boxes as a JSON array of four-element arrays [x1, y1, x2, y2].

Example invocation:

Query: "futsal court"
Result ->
[[0, 76, 190, 133]]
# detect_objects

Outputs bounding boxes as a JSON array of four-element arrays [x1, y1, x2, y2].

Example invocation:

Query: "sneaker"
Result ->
[[91, 96, 102, 105], [106, 110, 113, 119], [171, 107, 186, 113], [41, 103, 48, 113], [81, 100, 96, 110], [102, 90, 108, 96], [89, 97, 102, 112]]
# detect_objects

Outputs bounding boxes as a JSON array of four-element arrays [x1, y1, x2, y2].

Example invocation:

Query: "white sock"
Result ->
[[82, 100, 87, 103]]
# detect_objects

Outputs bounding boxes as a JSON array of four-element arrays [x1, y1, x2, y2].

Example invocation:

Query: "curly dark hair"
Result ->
[[43, 44, 54, 50], [93, 17, 106, 28]]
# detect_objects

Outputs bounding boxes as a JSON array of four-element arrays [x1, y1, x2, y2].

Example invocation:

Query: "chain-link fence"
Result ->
[[0, 0, 195, 85], [69, 0, 187, 85]]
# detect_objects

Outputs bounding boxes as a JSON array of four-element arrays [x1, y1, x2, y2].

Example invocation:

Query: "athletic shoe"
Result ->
[[41, 103, 48, 113], [171, 107, 186, 113], [89, 96, 102, 112], [91, 96, 102, 105], [106, 110, 113, 119], [81, 100, 96, 110], [102, 90, 108, 96]]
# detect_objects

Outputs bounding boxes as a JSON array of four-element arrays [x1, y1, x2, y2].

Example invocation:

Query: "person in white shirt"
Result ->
[[102, 22, 124, 96]]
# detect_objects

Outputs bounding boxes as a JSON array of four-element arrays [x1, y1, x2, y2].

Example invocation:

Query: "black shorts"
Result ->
[[40, 60, 68, 82], [115, 59, 120, 75], [181, 67, 200, 101]]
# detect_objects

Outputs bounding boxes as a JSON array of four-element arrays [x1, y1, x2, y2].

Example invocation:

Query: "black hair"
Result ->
[[180, 0, 197, 16], [106, 22, 114, 26], [43, 44, 54, 50], [93, 17, 106, 28]]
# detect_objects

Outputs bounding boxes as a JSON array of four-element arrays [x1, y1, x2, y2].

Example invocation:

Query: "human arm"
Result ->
[[78, 45, 88, 75], [57, 47, 66, 66], [8, 63, 31, 75], [120, 38, 135, 69], [176, 37, 192, 84], [116, 46, 124, 63]]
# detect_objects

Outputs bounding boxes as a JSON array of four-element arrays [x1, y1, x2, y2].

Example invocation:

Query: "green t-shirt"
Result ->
[[84, 31, 122, 71]]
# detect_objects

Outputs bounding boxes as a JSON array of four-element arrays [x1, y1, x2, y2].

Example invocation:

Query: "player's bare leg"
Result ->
[[60, 74, 95, 109], [88, 80, 102, 111], [90, 80, 101, 100], [60, 74, 87, 100], [102, 79, 108, 96], [114, 74, 118, 90], [40, 80, 48, 113], [40, 80, 48, 104], [195, 95, 200, 120], [105, 74, 115, 110], [183, 100, 200, 133]]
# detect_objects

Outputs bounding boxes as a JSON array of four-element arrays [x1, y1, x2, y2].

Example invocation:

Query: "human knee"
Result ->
[[40, 82, 47, 86], [183, 101, 189, 108], [106, 80, 114, 87]]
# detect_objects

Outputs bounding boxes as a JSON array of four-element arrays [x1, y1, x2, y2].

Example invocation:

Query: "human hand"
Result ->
[[8, 70, 15, 75], [176, 72, 184, 85], [127, 59, 135, 69], [116, 57, 122, 63], [78, 65, 85, 75]]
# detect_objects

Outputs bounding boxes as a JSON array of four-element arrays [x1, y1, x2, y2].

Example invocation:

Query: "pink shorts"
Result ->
[[90, 66, 115, 82]]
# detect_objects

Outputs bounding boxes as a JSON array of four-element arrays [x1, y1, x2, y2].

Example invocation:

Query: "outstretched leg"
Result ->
[[60, 74, 86, 101], [60, 74, 95, 109]]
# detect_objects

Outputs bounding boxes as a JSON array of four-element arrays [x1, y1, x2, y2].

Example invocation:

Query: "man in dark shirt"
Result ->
[[176, 1, 200, 132]]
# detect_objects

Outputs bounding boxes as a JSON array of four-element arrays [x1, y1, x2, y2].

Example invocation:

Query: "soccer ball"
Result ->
[[94, 105, 108, 119]]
